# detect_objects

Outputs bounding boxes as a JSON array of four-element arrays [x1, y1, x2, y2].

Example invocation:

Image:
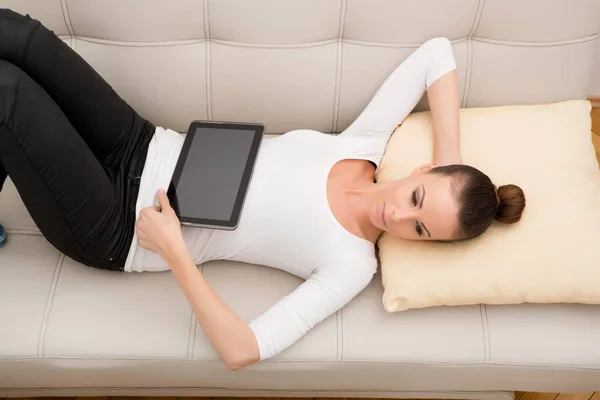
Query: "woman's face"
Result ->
[[370, 164, 461, 241]]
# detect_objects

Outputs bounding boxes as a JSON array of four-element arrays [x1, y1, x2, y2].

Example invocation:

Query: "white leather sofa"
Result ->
[[1, 1, 599, 398]]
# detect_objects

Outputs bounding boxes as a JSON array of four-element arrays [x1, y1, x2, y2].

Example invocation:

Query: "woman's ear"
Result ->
[[411, 162, 439, 176]]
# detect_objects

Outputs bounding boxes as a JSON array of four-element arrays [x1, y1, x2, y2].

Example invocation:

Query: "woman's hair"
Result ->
[[429, 164, 526, 240]]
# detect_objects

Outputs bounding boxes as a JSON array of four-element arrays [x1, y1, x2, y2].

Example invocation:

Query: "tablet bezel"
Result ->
[[167, 120, 264, 230]]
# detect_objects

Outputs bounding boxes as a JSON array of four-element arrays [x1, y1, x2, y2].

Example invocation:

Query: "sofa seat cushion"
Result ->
[[0, 231, 483, 363], [2, 232, 600, 391]]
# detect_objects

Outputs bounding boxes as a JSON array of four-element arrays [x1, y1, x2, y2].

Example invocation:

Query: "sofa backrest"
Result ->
[[2, 0, 600, 134]]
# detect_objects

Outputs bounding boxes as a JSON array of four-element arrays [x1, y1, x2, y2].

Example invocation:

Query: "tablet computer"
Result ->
[[167, 120, 264, 230]]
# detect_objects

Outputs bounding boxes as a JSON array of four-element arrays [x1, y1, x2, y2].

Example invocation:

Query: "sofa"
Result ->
[[1, 0, 599, 398]]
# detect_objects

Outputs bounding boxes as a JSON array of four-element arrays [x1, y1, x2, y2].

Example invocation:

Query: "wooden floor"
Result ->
[[516, 393, 599, 400], [592, 107, 600, 164]]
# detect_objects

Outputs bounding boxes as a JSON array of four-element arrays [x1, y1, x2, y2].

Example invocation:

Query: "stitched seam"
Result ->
[[37, 253, 64, 356], [186, 302, 195, 359], [4, 70, 22, 127], [479, 304, 490, 362], [62, 0, 76, 38], [463, 37, 473, 108], [17, 21, 41, 67], [344, 37, 468, 48], [471, 34, 599, 47], [204, 0, 212, 120], [59, 0, 73, 36], [1, 356, 599, 369], [49, 35, 598, 48], [72, 37, 205, 47], [483, 305, 492, 362], [331, 0, 347, 134], [187, 264, 204, 359], [463, 0, 484, 108], [468, 0, 486, 37], [479, 304, 486, 361], [337, 309, 343, 360], [211, 38, 337, 49]]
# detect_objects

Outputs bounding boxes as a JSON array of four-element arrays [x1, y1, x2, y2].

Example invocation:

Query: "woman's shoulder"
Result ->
[[321, 239, 377, 276]]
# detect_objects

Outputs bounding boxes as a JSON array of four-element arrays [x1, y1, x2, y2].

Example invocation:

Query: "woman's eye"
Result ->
[[415, 221, 423, 237], [412, 190, 418, 206]]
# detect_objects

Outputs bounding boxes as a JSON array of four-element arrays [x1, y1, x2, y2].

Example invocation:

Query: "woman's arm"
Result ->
[[427, 70, 463, 166], [135, 189, 259, 370], [162, 244, 260, 370], [340, 37, 457, 145], [135, 190, 374, 368]]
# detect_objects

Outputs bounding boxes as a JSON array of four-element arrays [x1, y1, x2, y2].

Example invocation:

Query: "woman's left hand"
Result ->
[[136, 189, 186, 258]]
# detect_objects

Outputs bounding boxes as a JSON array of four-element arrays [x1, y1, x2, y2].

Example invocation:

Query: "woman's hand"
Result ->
[[136, 189, 186, 258]]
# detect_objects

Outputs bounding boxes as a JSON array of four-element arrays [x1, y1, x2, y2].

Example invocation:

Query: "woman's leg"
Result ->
[[0, 9, 154, 268], [0, 59, 122, 269], [0, 8, 153, 168]]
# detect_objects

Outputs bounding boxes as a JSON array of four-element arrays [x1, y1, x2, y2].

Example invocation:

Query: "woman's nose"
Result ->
[[389, 207, 414, 223]]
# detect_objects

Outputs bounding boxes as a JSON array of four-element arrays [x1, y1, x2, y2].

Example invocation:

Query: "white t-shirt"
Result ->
[[123, 37, 456, 360]]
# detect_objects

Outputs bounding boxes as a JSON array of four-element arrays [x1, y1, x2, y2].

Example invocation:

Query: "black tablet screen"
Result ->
[[173, 125, 258, 223]]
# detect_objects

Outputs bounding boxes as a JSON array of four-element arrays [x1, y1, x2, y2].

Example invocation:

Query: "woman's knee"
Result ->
[[0, 59, 25, 91], [0, 9, 41, 62], [0, 61, 29, 123]]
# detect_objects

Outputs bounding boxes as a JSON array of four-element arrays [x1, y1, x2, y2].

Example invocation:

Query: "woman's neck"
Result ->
[[327, 159, 384, 244], [343, 181, 384, 244]]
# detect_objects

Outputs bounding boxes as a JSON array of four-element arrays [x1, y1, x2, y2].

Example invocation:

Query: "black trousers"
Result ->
[[0, 9, 154, 271]]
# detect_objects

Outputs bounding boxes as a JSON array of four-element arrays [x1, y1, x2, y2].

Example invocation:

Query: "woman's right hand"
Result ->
[[136, 189, 186, 259]]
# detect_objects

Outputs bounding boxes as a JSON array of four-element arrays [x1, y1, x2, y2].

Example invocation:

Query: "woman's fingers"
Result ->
[[156, 189, 174, 215]]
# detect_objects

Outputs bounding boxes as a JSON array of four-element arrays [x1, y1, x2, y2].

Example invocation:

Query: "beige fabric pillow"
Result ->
[[376, 100, 600, 312]]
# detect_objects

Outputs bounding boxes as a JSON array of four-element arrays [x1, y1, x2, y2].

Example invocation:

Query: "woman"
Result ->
[[0, 10, 525, 369]]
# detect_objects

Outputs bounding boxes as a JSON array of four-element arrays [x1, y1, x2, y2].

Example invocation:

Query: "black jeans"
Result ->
[[0, 9, 154, 271]]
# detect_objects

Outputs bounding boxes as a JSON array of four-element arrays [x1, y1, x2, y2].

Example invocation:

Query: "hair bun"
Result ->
[[495, 184, 526, 224]]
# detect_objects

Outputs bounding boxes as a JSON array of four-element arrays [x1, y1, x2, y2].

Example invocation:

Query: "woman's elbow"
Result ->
[[224, 359, 247, 371], [224, 353, 259, 371]]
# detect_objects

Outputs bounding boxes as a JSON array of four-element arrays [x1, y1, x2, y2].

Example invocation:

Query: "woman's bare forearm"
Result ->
[[161, 244, 260, 370], [427, 70, 462, 165]]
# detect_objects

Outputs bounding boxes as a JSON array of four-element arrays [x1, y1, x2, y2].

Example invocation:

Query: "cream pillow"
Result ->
[[376, 100, 600, 312]]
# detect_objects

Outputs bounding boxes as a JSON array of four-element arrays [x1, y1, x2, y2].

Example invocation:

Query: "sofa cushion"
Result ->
[[340, 274, 486, 362], [377, 99, 600, 312], [0, 235, 59, 356]]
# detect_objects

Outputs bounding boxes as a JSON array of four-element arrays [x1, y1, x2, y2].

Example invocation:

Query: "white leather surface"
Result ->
[[1, 0, 600, 395], [593, 38, 600, 95], [341, 276, 485, 362], [75, 40, 209, 133], [1, 0, 597, 134], [0, 236, 59, 357], [67, 0, 206, 42]]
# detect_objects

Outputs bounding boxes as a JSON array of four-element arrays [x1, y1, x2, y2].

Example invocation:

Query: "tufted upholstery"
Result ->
[[1, 0, 600, 397], [2, 0, 599, 135]]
